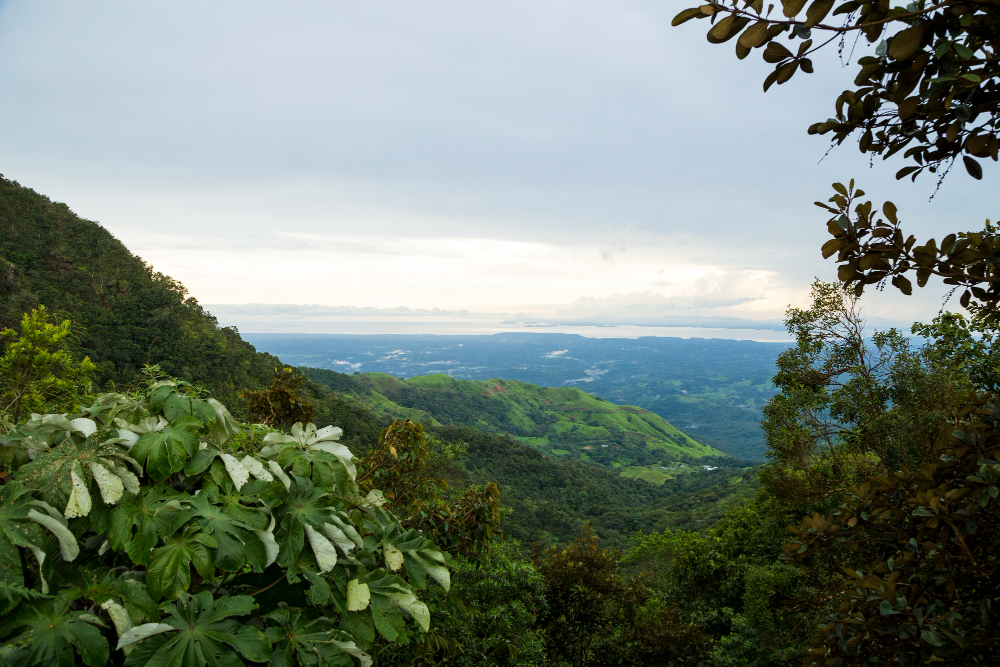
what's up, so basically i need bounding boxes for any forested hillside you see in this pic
[0,175,281,410]
[304,369,723,482]
[248,332,784,459]
[0,175,749,552]
[4,164,998,665]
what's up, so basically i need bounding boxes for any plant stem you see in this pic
[250,574,285,597]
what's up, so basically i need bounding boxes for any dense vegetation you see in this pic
[3,174,1000,664]
[303,369,722,480]
[3,0,999,657]
[249,332,783,459]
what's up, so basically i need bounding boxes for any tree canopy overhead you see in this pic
[675,0,1000,181]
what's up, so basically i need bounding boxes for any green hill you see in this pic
[0,175,281,410]
[304,369,724,483]
[0,175,383,443]
[0,175,752,548]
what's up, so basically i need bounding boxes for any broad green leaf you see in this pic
[64,467,93,518]
[406,550,450,591]
[384,586,430,632]
[123,592,269,667]
[240,455,273,482]
[131,416,200,481]
[0,591,110,667]
[116,622,174,650]
[321,522,356,555]
[89,461,125,505]
[382,541,404,572]
[106,461,140,494]
[347,579,370,611]
[267,461,291,490]
[327,514,364,547]
[184,491,268,572]
[264,608,372,667]
[107,487,173,565]
[99,599,135,653]
[26,509,79,561]
[254,518,280,568]
[26,545,48,594]
[207,398,239,445]
[304,524,338,572]
[888,24,924,61]
[220,453,250,490]
[69,418,97,438]
[146,532,215,600]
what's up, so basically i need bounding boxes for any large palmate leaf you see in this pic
[264,607,372,667]
[272,477,351,571]
[0,483,79,609]
[146,529,217,600]
[78,392,147,429]
[260,423,356,492]
[364,510,451,591]
[14,426,142,518]
[107,487,180,565]
[175,490,271,572]
[147,382,239,445]
[367,574,431,635]
[120,591,270,667]
[0,590,109,667]
[69,568,159,651]
[131,415,200,481]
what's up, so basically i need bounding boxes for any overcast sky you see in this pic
[1,0,994,326]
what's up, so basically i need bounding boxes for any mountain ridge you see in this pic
[303,369,723,483]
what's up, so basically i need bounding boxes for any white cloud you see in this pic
[0,0,989,328]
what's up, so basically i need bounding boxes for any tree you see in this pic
[817,179,1000,320]
[533,525,712,667]
[675,0,1000,315]
[787,397,1000,663]
[243,366,315,429]
[0,306,96,424]
[760,281,968,511]
[674,0,999,180]
[356,419,502,557]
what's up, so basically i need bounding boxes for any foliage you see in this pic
[674,0,1000,180]
[290,335,782,461]
[372,539,549,667]
[305,370,721,475]
[761,280,967,511]
[357,419,502,558]
[0,306,96,425]
[0,176,286,412]
[532,525,713,667]
[441,424,757,550]
[244,366,315,430]
[447,540,548,666]
[912,311,1000,393]
[817,179,1000,322]
[787,393,1000,663]
[0,379,452,667]
[622,495,828,667]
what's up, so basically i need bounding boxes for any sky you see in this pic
[0,1,995,331]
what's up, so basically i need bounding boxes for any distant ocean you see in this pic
[210,312,793,342]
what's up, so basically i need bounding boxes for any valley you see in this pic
[245,332,788,459]
[304,369,726,484]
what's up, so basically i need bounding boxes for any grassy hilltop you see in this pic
[305,369,724,483]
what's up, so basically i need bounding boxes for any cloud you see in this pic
[557,270,776,316]
[0,0,987,327]
[330,359,362,372]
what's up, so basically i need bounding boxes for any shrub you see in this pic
[0,379,450,666]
